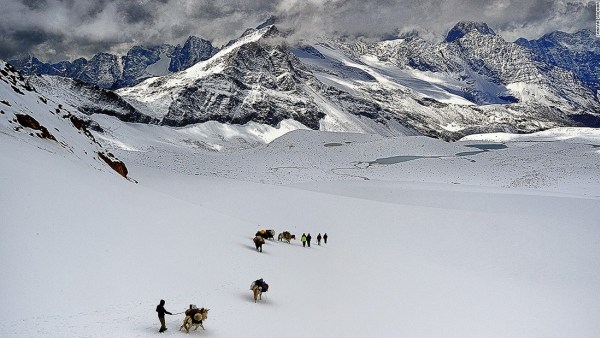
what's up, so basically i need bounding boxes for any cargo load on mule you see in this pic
[253,235,265,252]
[250,278,269,303]
[255,229,275,240]
[179,304,210,333]
[277,231,296,243]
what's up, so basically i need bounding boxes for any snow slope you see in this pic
[294,43,476,106]
[0,120,600,337]
[0,61,129,178]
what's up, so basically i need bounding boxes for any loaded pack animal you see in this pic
[250,279,269,303]
[277,231,296,244]
[255,229,275,240]
[179,306,209,333]
[253,235,265,252]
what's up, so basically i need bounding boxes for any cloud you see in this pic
[0,0,595,62]
[275,0,595,42]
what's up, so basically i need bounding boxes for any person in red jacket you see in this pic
[156,299,172,333]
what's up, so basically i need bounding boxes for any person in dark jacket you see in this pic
[317,233,322,245]
[306,233,312,247]
[156,299,172,333]
[323,233,328,244]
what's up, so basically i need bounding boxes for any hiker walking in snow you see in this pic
[156,299,173,333]
[317,233,322,245]
[301,233,307,247]
[307,233,312,247]
[323,233,328,244]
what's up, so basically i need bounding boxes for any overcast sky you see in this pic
[0,0,595,62]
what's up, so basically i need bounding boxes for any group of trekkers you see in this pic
[156,229,330,332]
[255,229,329,251]
[300,232,328,247]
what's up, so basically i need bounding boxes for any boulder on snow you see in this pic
[15,113,57,141]
[98,152,128,178]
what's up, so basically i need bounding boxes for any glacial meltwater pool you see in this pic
[369,143,508,165]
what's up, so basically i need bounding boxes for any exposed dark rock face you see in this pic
[15,114,57,141]
[446,21,496,42]
[9,37,218,89]
[515,29,600,92]
[161,27,326,129]
[74,53,122,89]
[98,152,128,178]
[28,75,157,124]
[169,36,218,72]
[117,44,175,88]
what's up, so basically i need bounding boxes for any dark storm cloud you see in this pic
[276,0,596,42]
[0,29,57,60]
[118,1,157,24]
[0,0,595,62]
[22,0,48,10]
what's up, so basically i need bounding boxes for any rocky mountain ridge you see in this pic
[5,21,600,141]
[112,23,599,140]
[515,29,600,92]
[9,36,218,89]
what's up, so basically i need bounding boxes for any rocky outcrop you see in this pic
[117,44,175,88]
[98,152,128,178]
[15,114,57,141]
[169,36,218,72]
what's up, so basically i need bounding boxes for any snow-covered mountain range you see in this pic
[9,36,218,89]
[5,21,600,141]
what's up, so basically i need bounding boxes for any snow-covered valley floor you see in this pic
[1,118,600,337]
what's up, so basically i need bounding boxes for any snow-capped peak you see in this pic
[124,24,278,89]
[187,25,279,73]
[445,21,496,42]
[256,15,278,30]
[115,24,303,125]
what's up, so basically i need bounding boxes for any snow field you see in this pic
[1,128,600,337]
